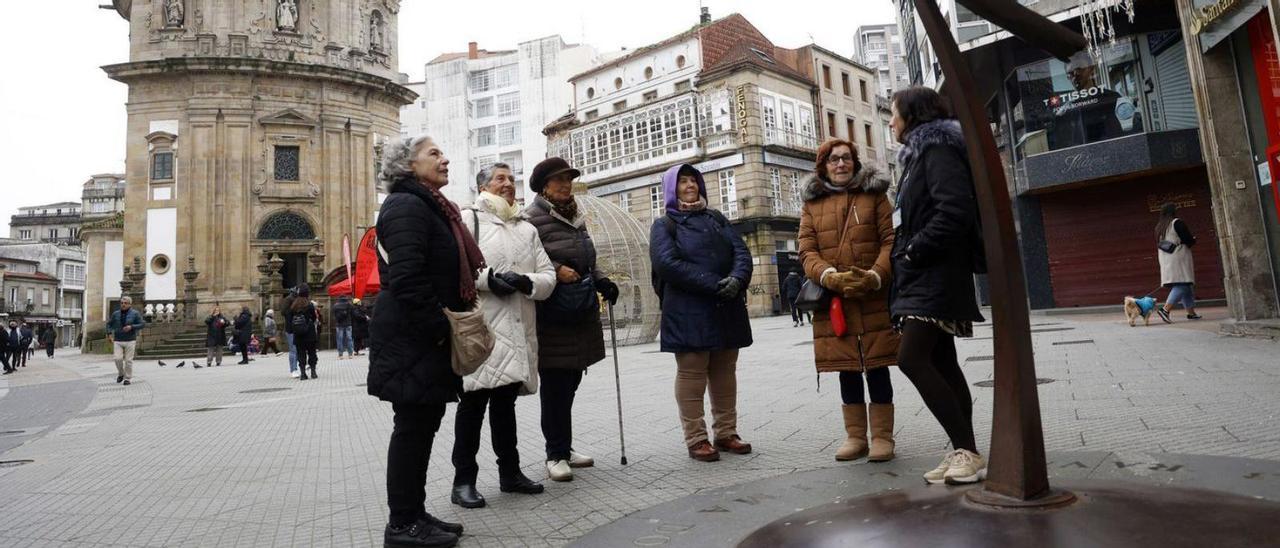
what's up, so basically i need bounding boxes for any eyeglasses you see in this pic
[826,155,855,165]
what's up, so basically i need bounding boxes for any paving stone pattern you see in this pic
[0,310,1277,546]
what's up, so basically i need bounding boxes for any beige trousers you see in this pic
[674,349,739,447]
[113,341,136,381]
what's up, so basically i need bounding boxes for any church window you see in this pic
[257,211,316,240]
[151,152,174,180]
[274,145,300,181]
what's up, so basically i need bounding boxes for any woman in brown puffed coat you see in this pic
[798,138,900,463]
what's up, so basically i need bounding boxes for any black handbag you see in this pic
[793,279,830,312]
[541,276,598,319]
[1157,240,1178,254]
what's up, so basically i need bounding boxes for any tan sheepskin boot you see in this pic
[867,403,896,462]
[835,404,869,461]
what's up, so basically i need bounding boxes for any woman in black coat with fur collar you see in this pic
[368,135,482,548]
[888,87,987,487]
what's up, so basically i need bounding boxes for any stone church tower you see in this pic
[104,0,413,311]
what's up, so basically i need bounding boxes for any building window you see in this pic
[676,55,686,69]
[761,95,777,130]
[643,90,659,102]
[865,123,875,153]
[470,69,493,92]
[151,151,174,180]
[842,73,851,96]
[860,80,869,102]
[495,65,518,88]
[618,192,631,212]
[586,87,595,99]
[827,111,837,138]
[847,118,856,141]
[613,100,628,112]
[474,97,494,118]
[274,145,300,181]
[498,122,520,146]
[799,107,815,144]
[256,211,316,240]
[496,92,520,117]
[650,185,664,218]
[49,228,58,240]
[644,66,654,79]
[822,64,832,89]
[789,171,802,213]
[674,79,692,93]
[585,110,599,121]
[476,126,496,147]
[614,77,624,90]
[18,229,31,240]
[717,170,738,218]
[42,288,50,306]
[770,168,782,214]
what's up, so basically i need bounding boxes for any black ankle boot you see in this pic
[450,484,486,508]
[310,366,317,379]
[499,471,545,494]
[384,520,458,548]
[421,513,463,535]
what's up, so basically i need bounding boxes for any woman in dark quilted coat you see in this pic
[368,135,483,548]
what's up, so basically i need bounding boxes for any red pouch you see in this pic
[830,298,846,337]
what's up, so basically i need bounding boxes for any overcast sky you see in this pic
[0,1,895,227]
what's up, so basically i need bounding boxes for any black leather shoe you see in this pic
[383,521,458,548]
[421,514,463,536]
[499,472,545,494]
[450,484,486,509]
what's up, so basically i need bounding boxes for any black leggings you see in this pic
[839,368,893,404]
[896,319,976,452]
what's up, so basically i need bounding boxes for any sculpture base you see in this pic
[738,480,1280,548]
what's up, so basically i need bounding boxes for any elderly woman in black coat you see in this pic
[888,87,987,487]
[524,157,620,483]
[368,135,481,548]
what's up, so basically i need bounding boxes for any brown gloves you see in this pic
[822,267,880,299]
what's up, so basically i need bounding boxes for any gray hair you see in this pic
[120,296,133,304]
[475,162,512,190]
[378,134,434,192]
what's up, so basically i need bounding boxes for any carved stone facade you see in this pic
[104,0,414,311]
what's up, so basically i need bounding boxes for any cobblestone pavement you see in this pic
[0,307,1277,547]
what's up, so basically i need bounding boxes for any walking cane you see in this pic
[607,303,629,465]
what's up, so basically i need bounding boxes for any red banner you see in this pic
[353,227,379,299]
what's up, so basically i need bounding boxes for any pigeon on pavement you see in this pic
[176,362,185,368]
[158,360,167,366]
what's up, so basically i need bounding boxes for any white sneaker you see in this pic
[944,449,987,485]
[568,451,594,468]
[923,451,957,485]
[290,370,301,378]
[546,459,573,482]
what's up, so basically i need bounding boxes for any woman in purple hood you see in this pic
[649,163,754,462]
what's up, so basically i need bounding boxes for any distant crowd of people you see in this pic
[2,319,60,374]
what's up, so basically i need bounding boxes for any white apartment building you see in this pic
[400,36,601,205]
[855,24,912,98]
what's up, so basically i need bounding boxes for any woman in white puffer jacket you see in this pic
[449,163,557,510]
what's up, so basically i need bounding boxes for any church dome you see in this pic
[576,193,660,346]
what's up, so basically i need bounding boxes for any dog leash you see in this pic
[1141,285,1164,299]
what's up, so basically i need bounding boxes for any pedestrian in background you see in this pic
[799,138,900,463]
[650,163,754,462]
[367,135,471,547]
[15,322,32,367]
[888,87,987,485]
[262,309,281,355]
[1154,203,1201,322]
[234,306,253,364]
[1,321,16,374]
[352,298,369,356]
[781,269,808,327]
[449,162,553,509]
[40,325,56,358]
[205,306,229,367]
[525,157,620,482]
[290,284,319,380]
[332,295,355,359]
[282,289,300,377]
[107,296,145,385]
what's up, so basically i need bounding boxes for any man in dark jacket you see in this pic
[351,299,369,356]
[367,135,467,547]
[332,296,354,359]
[15,322,33,367]
[1,320,17,374]
[781,270,808,327]
[205,307,230,367]
[233,307,253,364]
[40,325,56,357]
[524,157,619,482]
[106,296,146,385]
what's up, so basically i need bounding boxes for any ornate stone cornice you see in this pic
[102,57,418,105]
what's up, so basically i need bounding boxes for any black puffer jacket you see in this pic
[524,195,606,371]
[889,119,986,323]
[205,314,229,348]
[234,311,252,345]
[367,178,465,405]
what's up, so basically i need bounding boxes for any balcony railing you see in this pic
[765,128,818,151]
[58,308,83,320]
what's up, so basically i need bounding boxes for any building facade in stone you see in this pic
[80,174,127,221]
[545,11,889,316]
[9,202,83,245]
[400,37,601,205]
[855,23,912,98]
[0,242,86,345]
[103,0,415,317]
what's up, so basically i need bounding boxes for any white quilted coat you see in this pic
[462,200,556,394]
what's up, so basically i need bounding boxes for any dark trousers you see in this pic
[387,402,447,527]
[238,340,251,363]
[839,368,893,404]
[451,382,521,485]
[295,338,318,370]
[1,349,10,371]
[539,368,583,461]
[45,342,54,358]
[897,319,976,452]
[14,346,27,367]
[261,337,280,355]
[789,301,811,324]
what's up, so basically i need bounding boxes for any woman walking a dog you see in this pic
[1154,203,1201,322]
